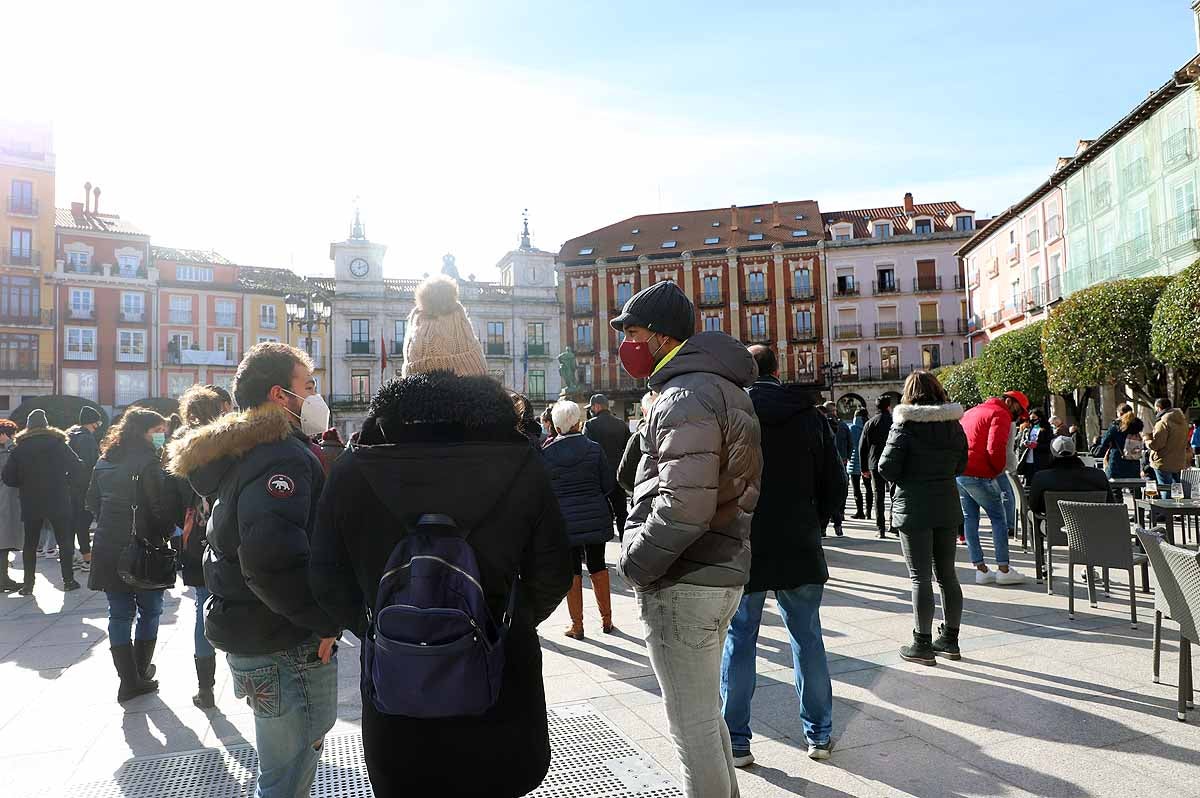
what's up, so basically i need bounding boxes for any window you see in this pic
[257,335,279,343]
[661,240,677,248]
[117,254,140,277]
[792,230,808,237]
[793,269,812,297]
[0,333,37,375]
[0,275,36,320]
[796,350,815,377]
[670,225,680,231]
[577,247,594,256]
[574,284,591,310]
[619,244,635,252]
[1010,279,1022,311]
[873,222,892,239]
[794,309,813,336]
[486,322,506,355]
[749,313,767,340]
[876,267,896,293]
[955,216,974,232]
[632,228,640,234]
[1049,252,1062,279]
[704,315,721,332]
[1026,213,1041,252]
[702,274,720,302]
[880,346,899,378]
[747,233,764,241]
[260,304,277,329]
[350,318,370,354]
[169,295,193,324]
[704,237,720,245]
[297,336,322,358]
[711,221,720,227]
[836,273,856,295]
[67,250,91,269]
[351,370,371,399]
[574,322,592,350]
[526,322,544,355]
[528,370,546,399]
[9,228,32,261]
[914,219,933,235]
[63,369,99,401]
[69,289,94,319]
[115,371,148,407]
[117,330,146,362]
[121,292,145,322]
[752,217,762,224]
[834,233,851,241]
[216,297,236,326]
[794,214,805,221]
[840,349,859,377]
[167,373,194,399]
[921,344,942,370]
[66,327,97,360]
[576,362,592,388]
[215,334,237,361]
[747,271,766,299]
[168,332,192,355]
[616,281,632,307]
[9,179,33,213]
[176,265,214,282]
[394,319,407,353]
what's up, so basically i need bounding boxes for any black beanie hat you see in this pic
[609,281,695,342]
[79,406,102,425]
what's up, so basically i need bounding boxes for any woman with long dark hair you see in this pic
[86,407,173,702]
[878,371,968,665]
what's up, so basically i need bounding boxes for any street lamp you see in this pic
[285,291,332,358]
[821,360,844,403]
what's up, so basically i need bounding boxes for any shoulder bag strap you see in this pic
[129,471,141,543]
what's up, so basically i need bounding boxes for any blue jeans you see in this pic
[1154,468,1181,486]
[227,638,338,798]
[720,585,833,750]
[194,587,215,657]
[106,590,165,645]
[956,476,1011,567]
[997,473,1016,533]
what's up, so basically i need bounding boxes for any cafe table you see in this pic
[1134,497,1200,546]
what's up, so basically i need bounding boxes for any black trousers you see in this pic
[22,516,74,584]
[572,543,607,575]
[852,473,873,516]
[72,497,92,556]
[897,526,963,636]
[872,473,893,531]
[608,487,628,541]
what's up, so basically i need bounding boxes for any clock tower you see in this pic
[331,208,387,297]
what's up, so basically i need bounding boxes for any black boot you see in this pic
[932,624,961,660]
[193,656,216,709]
[134,638,158,681]
[0,553,20,593]
[900,631,936,666]
[111,645,158,702]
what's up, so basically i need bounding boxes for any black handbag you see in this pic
[117,472,178,591]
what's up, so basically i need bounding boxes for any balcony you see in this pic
[1068,200,1087,228]
[391,339,405,355]
[572,303,593,316]
[746,328,771,343]
[0,363,52,381]
[116,346,148,364]
[989,309,1003,326]
[64,261,96,275]
[1162,209,1200,251]
[259,318,278,330]
[987,257,999,277]
[526,342,548,357]
[67,306,96,321]
[1120,158,1150,193]
[6,197,37,216]
[699,292,723,307]
[1006,244,1020,263]
[872,280,901,296]
[345,338,376,357]
[790,327,817,343]
[1164,128,1194,167]
[912,276,942,293]
[119,308,146,323]
[1046,276,1063,304]
[793,369,819,384]
[1091,182,1113,212]
[65,342,99,362]
[1,248,40,268]
[954,274,964,290]
[0,309,54,327]
[874,321,903,338]
[1026,231,1040,253]
[956,318,971,334]
[743,291,770,305]
[1024,287,1045,312]
[834,323,862,340]
[837,364,927,383]
[914,320,944,336]
[789,287,815,301]
[832,284,860,298]
[573,340,595,354]
[168,310,194,324]
[165,347,238,366]
[484,340,512,357]
[214,314,237,328]
[1046,215,1063,241]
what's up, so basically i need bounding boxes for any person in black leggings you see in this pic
[858,396,895,538]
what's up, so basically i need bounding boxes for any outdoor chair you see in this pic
[1135,527,1197,721]
[1004,471,1034,553]
[1137,526,1180,685]
[1059,501,1149,628]
[1036,491,1110,594]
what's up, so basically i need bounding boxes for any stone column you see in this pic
[726,249,741,340]
[681,252,695,307]
[772,246,787,380]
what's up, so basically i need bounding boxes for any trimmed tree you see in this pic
[976,321,1049,407]
[1150,259,1200,409]
[937,360,982,409]
[1042,276,1170,407]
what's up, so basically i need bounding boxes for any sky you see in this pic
[7,0,1198,280]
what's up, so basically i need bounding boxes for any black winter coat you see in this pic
[67,425,100,500]
[163,470,207,588]
[858,411,892,473]
[877,403,969,530]
[830,418,852,463]
[1,426,83,520]
[617,426,643,494]
[584,409,630,485]
[746,378,839,592]
[1030,458,1114,513]
[1017,420,1054,478]
[166,404,338,656]
[85,444,173,593]
[541,433,615,546]
[1095,418,1145,479]
[309,371,573,798]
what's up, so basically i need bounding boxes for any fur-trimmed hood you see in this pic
[167,403,294,478]
[892,403,965,424]
[13,425,68,445]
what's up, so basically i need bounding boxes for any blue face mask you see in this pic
[151,432,166,449]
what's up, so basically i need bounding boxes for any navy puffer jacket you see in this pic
[541,433,615,546]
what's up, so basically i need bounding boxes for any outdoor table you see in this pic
[1134,498,1200,546]
[1108,477,1147,493]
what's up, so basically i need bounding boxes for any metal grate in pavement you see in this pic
[67,702,680,798]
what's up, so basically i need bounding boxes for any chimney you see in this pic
[71,201,84,217]
[730,204,739,231]
[903,192,915,214]
[93,186,101,215]
[84,181,92,214]
[771,200,781,227]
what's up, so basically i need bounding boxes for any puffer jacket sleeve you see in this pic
[857,416,875,473]
[85,464,101,516]
[2,447,18,487]
[813,416,842,526]
[138,458,173,542]
[877,423,909,485]
[518,456,573,625]
[984,412,1009,477]
[621,389,722,588]
[617,432,641,494]
[598,446,616,496]
[310,457,365,638]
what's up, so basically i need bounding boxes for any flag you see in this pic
[381,333,388,377]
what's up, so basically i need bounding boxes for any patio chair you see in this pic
[1137,526,1180,685]
[1059,501,1149,628]
[1003,471,1034,553]
[1037,491,1110,595]
[1135,528,1198,721]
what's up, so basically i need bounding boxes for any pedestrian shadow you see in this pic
[118,696,208,758]
[741,764,860,798]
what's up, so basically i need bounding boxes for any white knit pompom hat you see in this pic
[401,275,488,378]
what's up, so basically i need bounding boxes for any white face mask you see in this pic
[282,389,330,437]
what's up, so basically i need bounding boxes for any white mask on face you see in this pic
[282,389,330,437]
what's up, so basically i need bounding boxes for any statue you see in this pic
[558,347,577,395]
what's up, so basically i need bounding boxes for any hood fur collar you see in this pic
[14,425,67,444]
[167,403,294,477]
[893,403,965,424]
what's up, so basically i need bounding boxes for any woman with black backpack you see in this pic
[310,276,573,798]
[86,408,172,702]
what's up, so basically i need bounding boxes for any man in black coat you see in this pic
[1030,435,1114,514]
[821,401,851,537]
[167,343,339,798]
[859,395,895,538]
[583,393,631,540]
[720,345,840,765]
[67,405,102,572]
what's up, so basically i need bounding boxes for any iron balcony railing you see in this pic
[119,309,146,323]
[874,321,903,337]
[699,292,723,307]
[259,318,278,329]
[834,323,862,340]
[6,196,37,215]
[1,248,39,268]
[832,285,860,298]
[790,327,817,342]
[65,341,100,361]
[915,320,944,335]
[525,342,548,357]
[484,340,512,356]
[913,276,942,293]
[872,280,900,296]
[1163,128,1195,167]
[0,309,54,326]
[391,339,405,355]
[743,290,770,304]
[1047,276,1063,304]
[165,348,238,366]
[1024,287,1045,312]
[1120,158,1151,193]
[67,306,96,320]
[989,310,1003,325]
[0,363,53,380]
[572,340,594,354]
[572,303,593,316]
[956,318,971,334]
[746,328,771,343]
[1091,182,1113,212]
[346,338,376,356]
[169,310,194,324]
[789,287,815,301]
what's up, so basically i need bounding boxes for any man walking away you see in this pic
[722,346,838,765]
[859,397,894,538]
[848,409,870,519]
[583,393,631,541]
[1145,397,1190,487]
[67,406,102,572]
[958,391,1029,586]
[821,401,850,537]
[168,343,339,798]
[2,409,83,594]
[612,280,762,798]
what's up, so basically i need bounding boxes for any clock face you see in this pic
[349,258,370,278]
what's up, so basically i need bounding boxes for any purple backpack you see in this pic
[364,512,517,718]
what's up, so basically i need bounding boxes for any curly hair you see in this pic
[100,407,166,460]
[178,384,226,427]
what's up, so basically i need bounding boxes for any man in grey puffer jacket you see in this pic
[612,280,761,798]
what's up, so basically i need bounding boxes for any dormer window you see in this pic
[632,228,640,234]
[662,240,677,248]
[711,221,720,227]
[794,214,805,221]
[670,225,680,231]
[792,230,808,238]
[831,223,853,241]
[619,244,635,252]
[872,222,892,239]
[747,233,764,241]
[753,217,763,224]
[578,247,594,256]
[704,236,720,245]
[955,215,974,232]
[913,218,933,235]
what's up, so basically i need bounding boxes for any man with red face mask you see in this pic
[611,280,762,798]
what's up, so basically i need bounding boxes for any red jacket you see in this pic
[960,398,1012,479]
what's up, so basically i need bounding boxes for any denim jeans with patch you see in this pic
[227,637,337,798]
[638,583,743,798]
[956,475,1011,567]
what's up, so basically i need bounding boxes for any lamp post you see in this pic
[285,291,332,389]
[821,360,844,403]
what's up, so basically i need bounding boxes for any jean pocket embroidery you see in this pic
[230,663,280,718]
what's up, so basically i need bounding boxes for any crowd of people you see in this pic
[2,272,1199,798]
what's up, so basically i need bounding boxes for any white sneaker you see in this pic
[996,567,1028,586]
[975,568,996,584]
[732,750,755,768]
[43,547,58,559]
